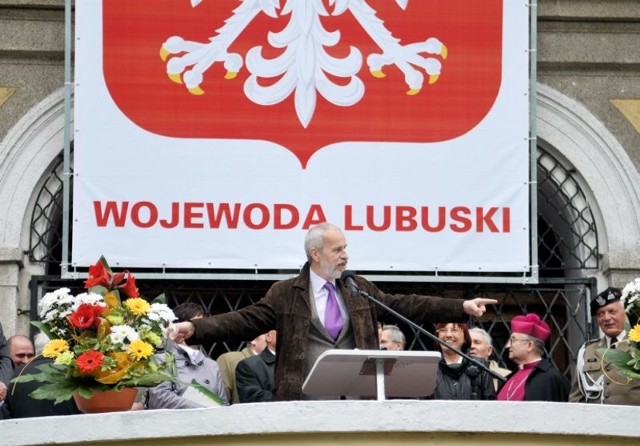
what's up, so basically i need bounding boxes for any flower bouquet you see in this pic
[13,257,177,404]
[604,278,640,379]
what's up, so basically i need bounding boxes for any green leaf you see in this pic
[601,347,640,379]
[30,381,78,403]
[601,348,632,365]
[151,293,167,305]
[88,284,110,296]
[30,321,54,340]
[11,373,40,384]
[124,371,176,388]
[11,363,67,385]
[99,255,112,272]
[188,379,224,405]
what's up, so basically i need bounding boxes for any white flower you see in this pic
[71,292,105,311]
[147,303,176,325]
[38,288,74,317]
[622,278,640,313]
[109,324,140,345]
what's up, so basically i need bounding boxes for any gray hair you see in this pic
[519,333,546,356]
[469,327,493,345]
[381,324,406,347]
[304,222,340,262]
[531,337,546,356]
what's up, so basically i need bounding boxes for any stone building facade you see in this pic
[1,0,639,353]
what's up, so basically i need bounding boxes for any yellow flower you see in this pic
[125,297,151,316]
[129,339,154,360]
[42,339,69,358]
[629,324,640,342]
[95,352,133,385]
[104,291,120,309]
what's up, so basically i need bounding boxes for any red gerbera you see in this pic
[76,350,105,374]
[68,303,107,330]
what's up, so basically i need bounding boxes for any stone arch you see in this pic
[536,83,640,285]
[0,88,69,249]
[0,88,69,334]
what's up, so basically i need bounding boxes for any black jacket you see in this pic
[4,357,81,418]
[0,323,13,387]
[519,358,569,402]
[433,357,496,400]
[235,349,275,403]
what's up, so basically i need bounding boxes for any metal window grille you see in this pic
[27,146,599,378]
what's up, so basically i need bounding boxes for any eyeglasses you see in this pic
[509,336,531,343]
[437,327,462,335]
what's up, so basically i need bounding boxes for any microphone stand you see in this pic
[342,277,507,385]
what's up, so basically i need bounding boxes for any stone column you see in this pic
[0,248,23,337]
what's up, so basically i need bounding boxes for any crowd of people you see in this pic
[0,222,638,418]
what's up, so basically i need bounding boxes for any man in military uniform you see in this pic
[569,287,640,405]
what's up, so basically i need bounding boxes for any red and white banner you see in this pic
[73,0,531,273]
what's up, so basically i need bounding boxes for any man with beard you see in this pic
[170,222,496,401]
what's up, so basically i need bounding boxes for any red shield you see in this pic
[103,0,502,167]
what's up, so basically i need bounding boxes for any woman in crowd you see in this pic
[431,322,496,400]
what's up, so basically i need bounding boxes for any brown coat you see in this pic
[191,263,467,400]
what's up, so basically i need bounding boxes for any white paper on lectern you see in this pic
[302,349,440,398]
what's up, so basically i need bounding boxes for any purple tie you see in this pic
[324,282,343,340]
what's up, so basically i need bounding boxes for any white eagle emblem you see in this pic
[159,0,448,128]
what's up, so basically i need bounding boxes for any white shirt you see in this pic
[309,269,348,324]
[607,330,626,347]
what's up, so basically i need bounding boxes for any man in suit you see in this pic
[569,287,640,405]
[236,330,276,403]
[170,222,496,400]
[469,327,511,391]
[3,333,80,418]
[216,334,267,404]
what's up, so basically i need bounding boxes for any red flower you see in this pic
[117,273,139,298]
[76,350,105,374]
[68,304,107,330]
[112,271,126,287]
[84,260,112,288]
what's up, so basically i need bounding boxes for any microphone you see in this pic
[340,270,359,297]
[338,269,506,385]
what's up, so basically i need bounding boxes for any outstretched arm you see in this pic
[169,321,195,344]
[463,298,497,317]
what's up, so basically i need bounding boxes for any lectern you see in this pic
[302,349,440,401]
